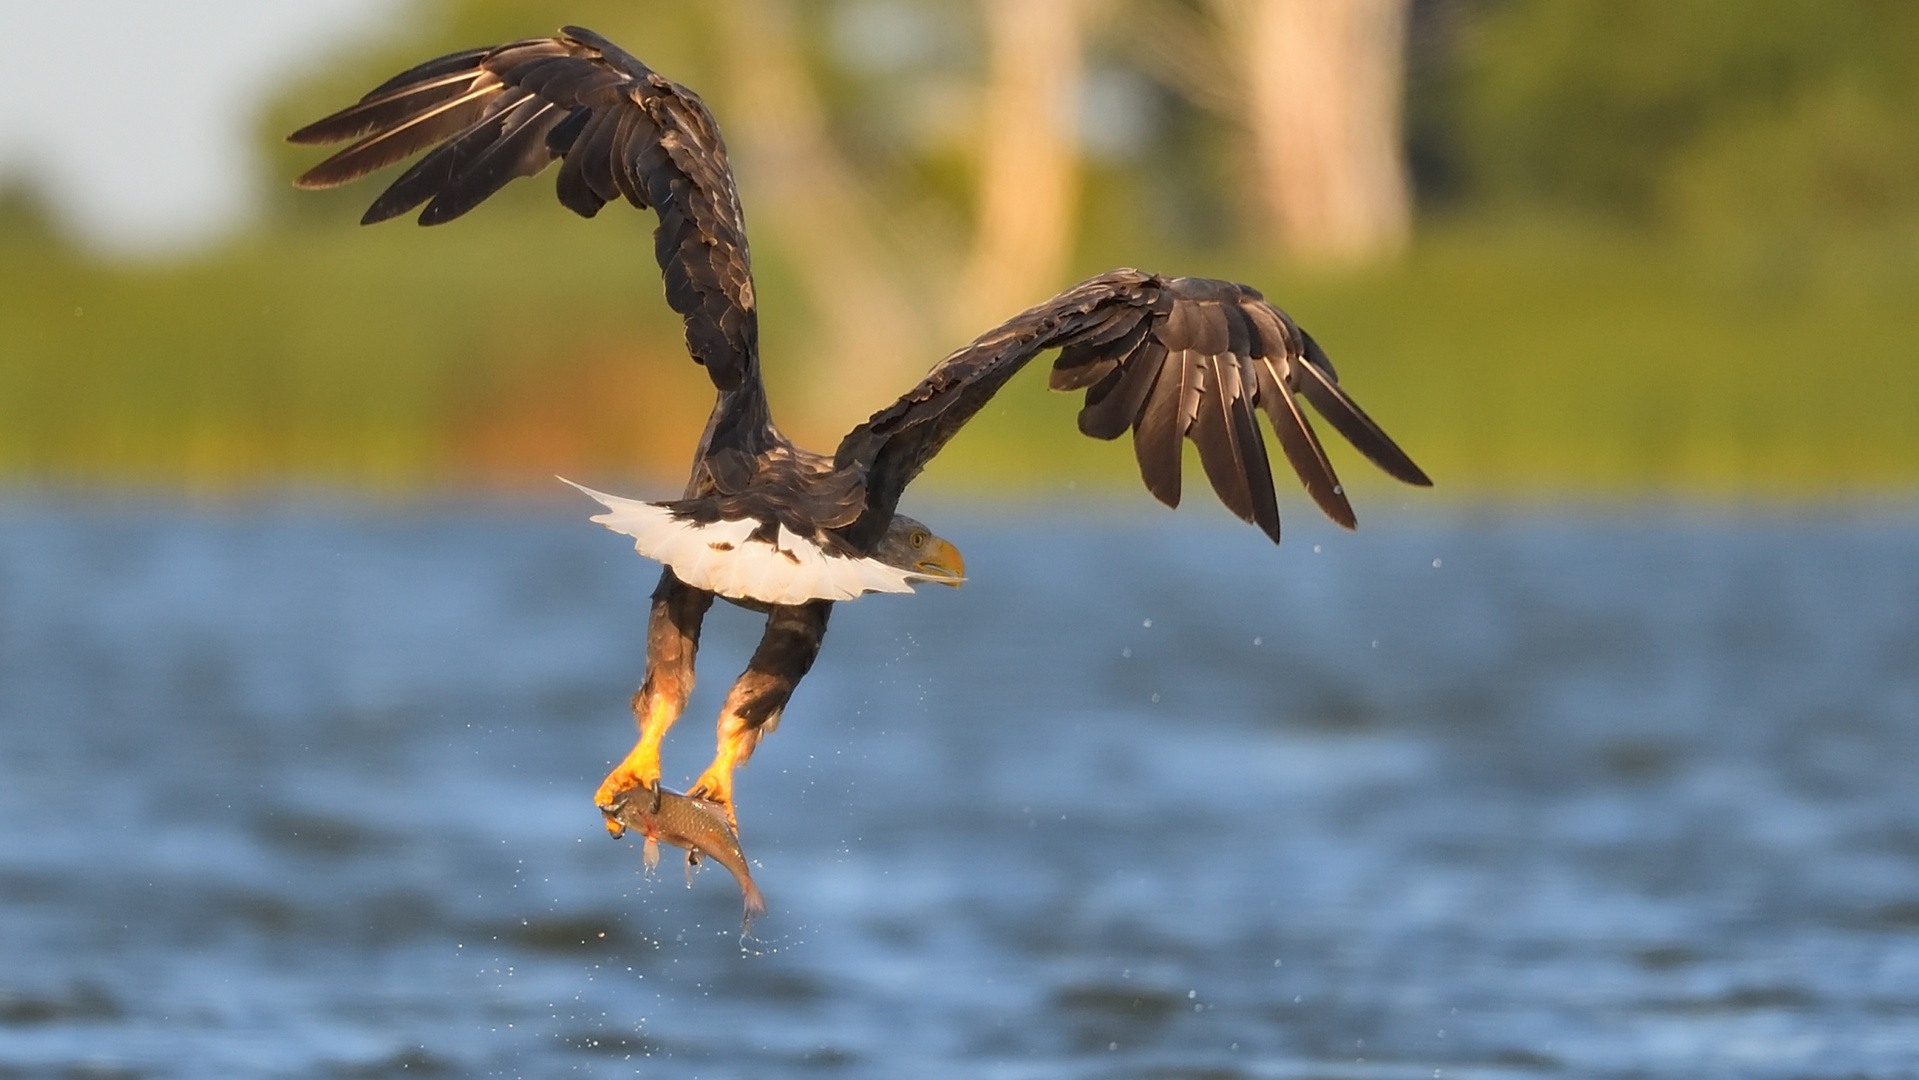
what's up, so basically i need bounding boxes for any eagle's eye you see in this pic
[909,529,928,549]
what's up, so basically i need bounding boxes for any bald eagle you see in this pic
[290,26,1430,830]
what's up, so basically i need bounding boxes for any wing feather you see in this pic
[288,27,759,393]
[1159,296,1200,355]
[293,82,500,189]
[1221,302,1256,363]
[1292,333,1433,487]
[287,70,488,149]
[419,98,564,225]
[1049,308,1150,391]
[360,133,470,224]
[1192,352,1281,540]
[1186,300,1233,357]
[1076,338,1165,439]
[1190,355,1249,517]
[1131,348,1187,507]
[834,270,1426,549]
[551,109,605,216]
[358,46,497,103]
[1229,356,1282,541]
[611,107,655,208]
[1051,354,1120,394]
[571,105,626,206]
[1258,356,1354,527]
[545,103,592,154]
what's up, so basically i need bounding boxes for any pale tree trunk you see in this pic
[711,0,929,438]
[1219,0,1412,264]
[959,0,1090,333]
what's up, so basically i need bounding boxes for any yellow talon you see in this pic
[687,771,738,828]
[595,743,665,837]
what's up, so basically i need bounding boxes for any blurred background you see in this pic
[4,2,1918,1078]
[5,0,1917,494]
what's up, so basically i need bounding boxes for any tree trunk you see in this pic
[712,0,929,438]
[960,0,1090,332]
[1222,0,1412,264]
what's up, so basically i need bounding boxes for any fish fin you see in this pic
[684,849,700,888]
[642,837,659,872]
[741,879,768,932]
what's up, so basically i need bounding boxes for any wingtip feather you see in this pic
[1292,357,1432,489]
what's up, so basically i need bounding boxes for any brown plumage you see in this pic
[290,25,1431,871]
[836,270,1430,547]
[290,28,758,399]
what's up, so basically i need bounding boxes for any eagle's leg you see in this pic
[689,599,833,826]
[596,570,715,837]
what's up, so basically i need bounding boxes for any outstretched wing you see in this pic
[835,269,1430,545]
[288,26,757,391]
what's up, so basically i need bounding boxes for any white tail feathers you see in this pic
[559,478,928,605]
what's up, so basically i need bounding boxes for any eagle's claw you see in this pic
[596,768,664,838]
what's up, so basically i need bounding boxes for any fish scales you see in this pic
[609,785,766,926]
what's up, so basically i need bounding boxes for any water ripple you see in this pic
[2,499,1917,1078]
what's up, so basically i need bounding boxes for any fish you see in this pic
[608,784,767,926]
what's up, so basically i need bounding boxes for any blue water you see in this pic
[2,497,1917,1078]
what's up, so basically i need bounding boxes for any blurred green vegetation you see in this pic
[3,0,1916,496]
[1435,0,1919,233]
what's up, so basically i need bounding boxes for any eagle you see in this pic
[289,26,1430,832]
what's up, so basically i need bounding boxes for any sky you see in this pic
[0,0,399,254]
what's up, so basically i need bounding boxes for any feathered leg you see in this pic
[597,569,714,837]
[689,599,833,825]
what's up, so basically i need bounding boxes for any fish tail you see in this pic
[741,879,768,927]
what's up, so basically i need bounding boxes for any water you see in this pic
[2,496,1917,1078]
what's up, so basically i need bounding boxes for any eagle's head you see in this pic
[874,514,965,587]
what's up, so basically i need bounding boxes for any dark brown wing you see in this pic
[288,26,757,392]
[834,269,1430,546]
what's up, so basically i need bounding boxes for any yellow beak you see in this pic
[912,537,966,587]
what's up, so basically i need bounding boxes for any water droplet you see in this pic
[1188,990,1197,999]
[1252,636,1262,646]
[1121,647,1132,658]
[1150,693,1160,703]
[1432,558,1442,568]
[1107,1042,1118,1052]
[1142,618,1152,628]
